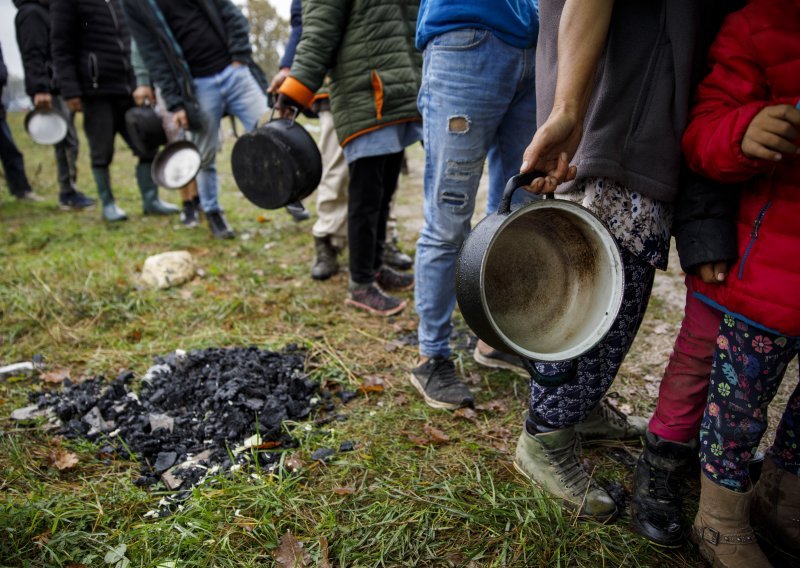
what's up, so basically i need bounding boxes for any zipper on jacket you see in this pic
[89,53,99,89]
[106,0,132,92]
[738,200,772,280]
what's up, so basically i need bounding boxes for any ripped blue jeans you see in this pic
[415,28,538,358]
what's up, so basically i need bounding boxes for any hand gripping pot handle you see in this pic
[455,172,624,383]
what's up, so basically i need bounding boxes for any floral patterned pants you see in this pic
[700,314,800,491]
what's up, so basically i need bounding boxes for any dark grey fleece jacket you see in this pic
[536,0,700,203]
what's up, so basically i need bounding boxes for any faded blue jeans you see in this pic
[415,29,538,358]
[193,64,268,213]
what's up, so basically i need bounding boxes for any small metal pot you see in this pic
[456,172,624,364]
[230,111,322,209]
[24,108,68,145]
[151,131,202,190]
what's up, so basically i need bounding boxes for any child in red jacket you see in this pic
[679,0,800,566]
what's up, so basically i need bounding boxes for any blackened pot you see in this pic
[455,172,624,363]
[231,115,322,210]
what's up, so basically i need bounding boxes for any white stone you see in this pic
[140,251,195,290]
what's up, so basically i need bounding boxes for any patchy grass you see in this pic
[0,110,725,567]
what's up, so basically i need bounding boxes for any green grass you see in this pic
[0,112,705,567]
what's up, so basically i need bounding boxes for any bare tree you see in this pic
[242,0,289,81]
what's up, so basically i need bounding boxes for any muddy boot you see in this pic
[92,167,127,222]
[513,426,618,522]
[631,431,698,547]
[137,163,179,215]
[691,474,771,568]
[311,236,340,280]
[575,398,649,443]
[751,456,800,559]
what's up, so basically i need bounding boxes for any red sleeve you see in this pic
[682,10,773,184]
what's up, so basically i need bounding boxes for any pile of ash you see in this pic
[31,346,352,489]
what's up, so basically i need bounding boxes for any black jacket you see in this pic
[121,0,267,129]
[0,43,7,119]
[14,0,57,97]
[50,0,135,99]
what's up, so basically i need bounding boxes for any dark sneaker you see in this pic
[59,191,96,210]
[15,190,45,202]
[383,241,413,270]
[345,283,406,316]
[376,265,414,291]
[473,339,526,376]
[409,356,474,410]
[311,236,340,280]
[180,199,200,228]
[285,200,309,222]
[207,210,235,239]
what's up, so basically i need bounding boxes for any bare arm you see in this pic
[520,0,615,193]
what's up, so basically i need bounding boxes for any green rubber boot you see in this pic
[92,167,127,222]
[137,162,179,215]
[514,426,618,522]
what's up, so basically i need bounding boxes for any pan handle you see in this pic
[268,105,300,125]
[497,170,553,216]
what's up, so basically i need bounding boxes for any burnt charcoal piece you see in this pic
[311,448,335,462]
[154,451,178,473]
[337,390,357,404]
[339,441,356,452]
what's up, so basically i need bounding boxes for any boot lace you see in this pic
[543,440,595,497]
[596,399,632,432]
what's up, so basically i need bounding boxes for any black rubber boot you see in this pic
[631,430,698,547]
[92,167,127,222]
[311,236,340,280]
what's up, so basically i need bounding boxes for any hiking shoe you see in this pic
[409,356,474,410]
[15,190,45,202]
[631,431,697,547]
[574,398,648,443]
[311,236,340,280]
[514,426,618,522]
[180,199,200,228]
[383,240,412,270]
[376,265,414,291]
[285,200,309,222]
[59,190,96,210]
[345,283,406,316]
[473,339,526,377]
[207,210,235,239]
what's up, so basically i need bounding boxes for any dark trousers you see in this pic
[0,115,33,196]
[347,151,404,284]
[82,95,145,168]
[53,96,80,197]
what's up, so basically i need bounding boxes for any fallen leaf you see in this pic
[234,518,258,532]
[32,531,50,548]
[49,449,79,470]
[285,452,305,472]
[392,393,408,406]
[273,531,310,568]
[358,376,384,394]
[256,214,269,223]
[476,400,508,413]
[253,440,282,450]
[383,339,404,353]
[319,536,332,568]
[453,407,477,421]
[422,424,450,444]
[41,368,70,384]
[332,487,356,495]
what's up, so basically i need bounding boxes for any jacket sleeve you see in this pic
[214,0,252,61]
[121,1,184,112]
[673,168,739,273]
[681,11,773,184]
[15,6,51,97]
[0,44,7,89]
[129,38,151,87]
[50,0,82,99]
[279,0,303,69]
[278,0,348,108]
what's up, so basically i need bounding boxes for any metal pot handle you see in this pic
[497,170,553,215]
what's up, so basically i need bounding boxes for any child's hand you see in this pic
[698,261,729,284]
[741,104,800,161]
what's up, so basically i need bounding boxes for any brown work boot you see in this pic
[751,455,800,559]
[513,426,618,522]
[691,474,771,568]
[311,236,340,280]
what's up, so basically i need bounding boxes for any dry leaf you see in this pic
[41,368,70,384]
[383,339,404,353]
[32,531,50,548]
[453,407,478,421]
[422,424,450,444]
[319,536,332,568]
[273,531,310,568]
[234,518,258,532]
[332,487,356,495]
[358,376,384,394]
[256,214,269,223]
[49,449,79,470]
[285,452,305,472]
[393,393,408,406]
[476,400,508,413]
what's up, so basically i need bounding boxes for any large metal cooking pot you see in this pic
[230,111,322,209]
[24,108,68,145]
[151,131,202,190]
[456,172,624,366]
[125,104,167,160]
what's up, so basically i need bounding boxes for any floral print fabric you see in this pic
[700,315,800,491]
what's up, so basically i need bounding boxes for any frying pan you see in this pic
[24,108,69,145]
[151,130,202,190]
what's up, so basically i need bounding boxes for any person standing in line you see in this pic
[14,0,95,210]
[276,0,421,316]
[409,0,540,410]
[0,42,40,204]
